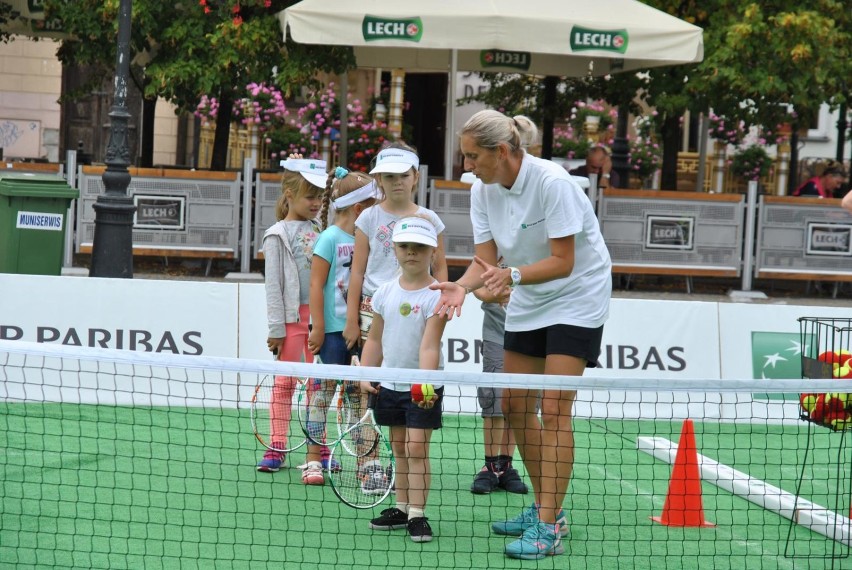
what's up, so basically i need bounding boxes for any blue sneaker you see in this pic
[491,503,569,537]
[257,449,284,472]
[321,457,342,473]
[504,522,565,560]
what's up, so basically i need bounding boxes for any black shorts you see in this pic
[373,386,443,430]
[504,324,604,367]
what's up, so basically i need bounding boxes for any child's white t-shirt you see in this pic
[355,205,446,296]
[370,278,444,391]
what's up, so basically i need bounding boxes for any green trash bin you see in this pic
[0,171,79,276]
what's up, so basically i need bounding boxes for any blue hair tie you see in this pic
[334,166,349,180]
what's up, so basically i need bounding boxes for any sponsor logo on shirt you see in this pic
[520,218,545,230]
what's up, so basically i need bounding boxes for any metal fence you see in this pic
[75,166,241,258]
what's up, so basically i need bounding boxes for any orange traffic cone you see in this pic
[651,419,715,527]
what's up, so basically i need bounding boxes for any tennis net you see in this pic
[2,339,852,569]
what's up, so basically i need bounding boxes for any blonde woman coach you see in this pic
[431,110,612,560]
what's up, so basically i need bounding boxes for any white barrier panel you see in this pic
[8,274,847,418]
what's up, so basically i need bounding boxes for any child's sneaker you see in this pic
[301,461,324,485]
[407,517,433,543]
[504,522,564,560]
[470,467,499,494]
[321,457,342,473]
[491,503,569,537]
[497,466,529,494]
[369,507,408,530]
[256,449,284,472]
[360,463,390,496]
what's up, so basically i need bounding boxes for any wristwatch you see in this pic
[509,267,522,288]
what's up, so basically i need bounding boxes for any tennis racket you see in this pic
[335,350,372,456]
[296,358,339,446]
[251,357,308,454]
[328,357,396,509]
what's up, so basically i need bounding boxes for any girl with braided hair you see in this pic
[299,167,382,485]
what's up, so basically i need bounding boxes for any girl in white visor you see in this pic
[343,142,448,351]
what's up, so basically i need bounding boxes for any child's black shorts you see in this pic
[373,386,443,430]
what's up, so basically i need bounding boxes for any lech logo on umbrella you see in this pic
[570,26,629,54]
[362,15,424,42]
[480,50,531,71]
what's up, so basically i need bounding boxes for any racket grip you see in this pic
[367,382,380,409]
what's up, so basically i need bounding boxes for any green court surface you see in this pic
[1,403,851,569]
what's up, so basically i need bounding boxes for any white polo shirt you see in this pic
[470,152,611,331]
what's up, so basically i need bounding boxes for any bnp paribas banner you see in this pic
[718,304,852,380]
[718,303,852,420]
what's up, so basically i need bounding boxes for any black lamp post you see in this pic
[90,0,136,278]
[611,106,630,187]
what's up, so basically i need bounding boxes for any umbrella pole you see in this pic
[540,77,557,160]
[443,49,458,180]
[694,111,709,193]
[612,106,630,187]
[339,72,349,169]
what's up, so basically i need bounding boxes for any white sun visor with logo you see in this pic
[392,216,438,247]
[370,148,420,174]
[280,158,329,188]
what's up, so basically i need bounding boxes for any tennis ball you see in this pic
[834,361,852,379]
[800,393,817,414]
[411,384,436,403]
[819,351,840,364]
[828,411,852,431]
[802,393,827,422]
[825,393,846,415]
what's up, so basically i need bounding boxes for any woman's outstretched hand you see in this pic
[429,281,467,320]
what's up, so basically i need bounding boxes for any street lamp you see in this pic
[611,106,630,187]
[90,0,135,278]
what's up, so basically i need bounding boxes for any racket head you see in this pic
[328,420,395,509]
[250,374,307,454]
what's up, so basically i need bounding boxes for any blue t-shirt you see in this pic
[312,225,355,333]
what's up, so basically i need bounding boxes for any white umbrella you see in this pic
[279,0,704,178]
[1,0,68,39]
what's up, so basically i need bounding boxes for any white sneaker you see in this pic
[301,461,324,486]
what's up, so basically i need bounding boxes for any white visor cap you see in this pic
[392,217,438,248]
[370,148,420,174]
[280,158,328,188]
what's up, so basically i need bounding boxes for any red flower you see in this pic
[233,15,243,25]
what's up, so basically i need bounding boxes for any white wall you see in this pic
[0,37,62,161]
[0,36,179,165]
[3,274,852,418]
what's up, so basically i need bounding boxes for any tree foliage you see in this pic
[459,0,849,188]
[40,0,354,170]
[702,0,850,130]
